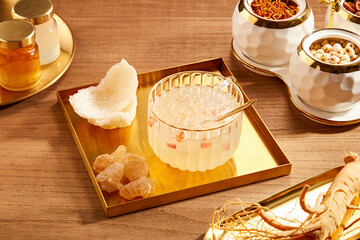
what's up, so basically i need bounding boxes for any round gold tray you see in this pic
[0,14,75,106]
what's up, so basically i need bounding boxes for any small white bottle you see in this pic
[12,0,61,65]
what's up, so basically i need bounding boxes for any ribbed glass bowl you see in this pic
[147,71,244,172]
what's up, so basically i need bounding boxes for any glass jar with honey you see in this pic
[12,0,60,65]
[0,19,41,91]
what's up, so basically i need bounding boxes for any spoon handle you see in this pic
[216,99,257,121]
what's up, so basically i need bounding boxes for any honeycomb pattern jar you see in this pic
[232,0,314,66]
[289,28,360,112]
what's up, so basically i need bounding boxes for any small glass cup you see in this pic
[148,71,244,172]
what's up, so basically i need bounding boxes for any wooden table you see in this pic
[1,0,359,239]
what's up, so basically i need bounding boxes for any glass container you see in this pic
[12,0,60,65]
[0,19,41,91]
[148,71,244,172]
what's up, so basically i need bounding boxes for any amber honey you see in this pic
[0,19,41,91]
[0,42,41,91]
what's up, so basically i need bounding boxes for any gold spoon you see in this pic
[216,99,257,121]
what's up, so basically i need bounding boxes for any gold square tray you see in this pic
[204,166,360,240]
[57,58,291,217]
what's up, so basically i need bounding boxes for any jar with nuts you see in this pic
[289,28,360,113]
[309,38,360,64]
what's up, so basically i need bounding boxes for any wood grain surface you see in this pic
[1,0,359,239]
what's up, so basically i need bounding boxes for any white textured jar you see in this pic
[289,28,360,112]
[232,0,314,66]
[325,0,360,34]
[12,0,60,65]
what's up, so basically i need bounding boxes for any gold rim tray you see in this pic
[232,39,360,127]
[57,58,291,217]
[0,14,75,106]
[204,166,360,240]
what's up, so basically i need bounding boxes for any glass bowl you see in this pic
[147,71,244,172]
[232,0,314,66]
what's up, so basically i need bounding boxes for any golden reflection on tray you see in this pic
[0,14,75,106]
[204,167,360,240]
[57,58,291,217]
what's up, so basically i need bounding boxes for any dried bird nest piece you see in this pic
[211,152,360,240]
[69,59,138,129]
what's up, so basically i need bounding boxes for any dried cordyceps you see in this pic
[251,0,300,20]
[343,0,360,16]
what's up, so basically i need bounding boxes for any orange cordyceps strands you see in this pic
[251,0,300,20]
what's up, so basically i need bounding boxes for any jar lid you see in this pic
[12,0,54,25]
[0,19,36,49]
